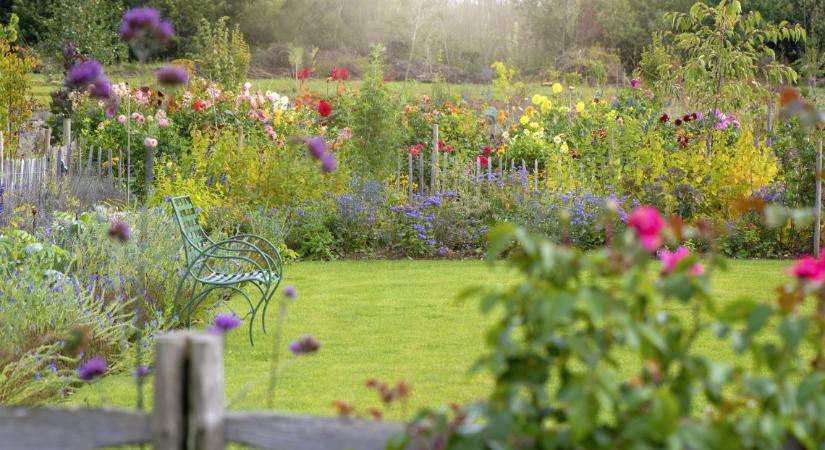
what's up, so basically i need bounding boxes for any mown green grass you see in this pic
[68,258,788,420]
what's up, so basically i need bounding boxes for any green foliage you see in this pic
[0,13,38,155]
[190,16,250,88]
[397,217,825,448]
[0,230,71,274]
[658,0,805,112]
[43,0,127,64]
[337,44,399,180]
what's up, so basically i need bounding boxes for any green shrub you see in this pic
[396,211,825,449]
[190,16,250,88]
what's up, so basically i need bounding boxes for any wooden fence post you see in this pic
[418,151,424,195]
[152,333,188,450]
[431,124,438,193]
[63,118,71,175]
[407,153,413,198]
[189,333,225,450]
[108,148,114,182]
[86,144,94,177]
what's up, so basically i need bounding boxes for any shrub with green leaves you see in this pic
[396,204,825,449]
[190,16,250,88]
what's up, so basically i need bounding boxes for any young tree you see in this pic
[663,0,805,155]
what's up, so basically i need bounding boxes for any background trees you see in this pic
[1,0,820,82]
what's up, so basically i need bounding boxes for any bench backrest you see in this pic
[170,196,210,264]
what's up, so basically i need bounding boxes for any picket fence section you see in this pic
[0,125,124,196]
[0,332,402,450]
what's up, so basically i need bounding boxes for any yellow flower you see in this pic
[540,100,552,113]
[532,94,543,105]
[529,122,539,129]
[519,115,530,125]
[552,83,562,94]
[575,102,585,112]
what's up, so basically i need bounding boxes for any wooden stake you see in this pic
[816,139,823,257]
[431,124,438,193]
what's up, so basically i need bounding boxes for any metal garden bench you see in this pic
[170,195,283,344]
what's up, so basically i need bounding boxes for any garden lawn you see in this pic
[68,258,788,420]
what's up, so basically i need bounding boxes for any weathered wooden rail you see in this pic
[0,332,402,450]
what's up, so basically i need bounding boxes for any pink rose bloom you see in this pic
[660,246,690,274]
[690,264,705,276]
[158,118,169,128]
[131,112,145,124]
[788,256,825,282]
[628,206,665,251]
[630,79,640,88]
[117,115,127,124]
[616,117,624,126]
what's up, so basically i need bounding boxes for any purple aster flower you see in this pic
[208,314,242,335]
[283,285,297,299]
[89,78,112,99]
[306,137,326,159]
[321,154,337,173]
[134,365,151,378]
[123,7,161,30]
[288,335,320,355]
[78,356,107,381]
[66,60,102,88]
[108,220,131,243]
[156,66,189,86]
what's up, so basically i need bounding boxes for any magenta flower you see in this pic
[155,66,189,87]
[628,206,665,251]
[306,137,326,159]
[78,356,107,381]
[288,335,320,355]
[660,247,690,274]
[630,79,640,88]
[788,256,825,282]
[283,285,297,299]
[66,60,102,88]
[209,314,242,335]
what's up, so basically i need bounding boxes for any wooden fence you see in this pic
[0,122,124,196]
[0,332,402,450]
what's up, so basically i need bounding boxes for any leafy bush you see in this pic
[0,14,38,154]
[42,0,127,65]
[397,207,825,449]
[337,44,400,180]
[190,16,250,88]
